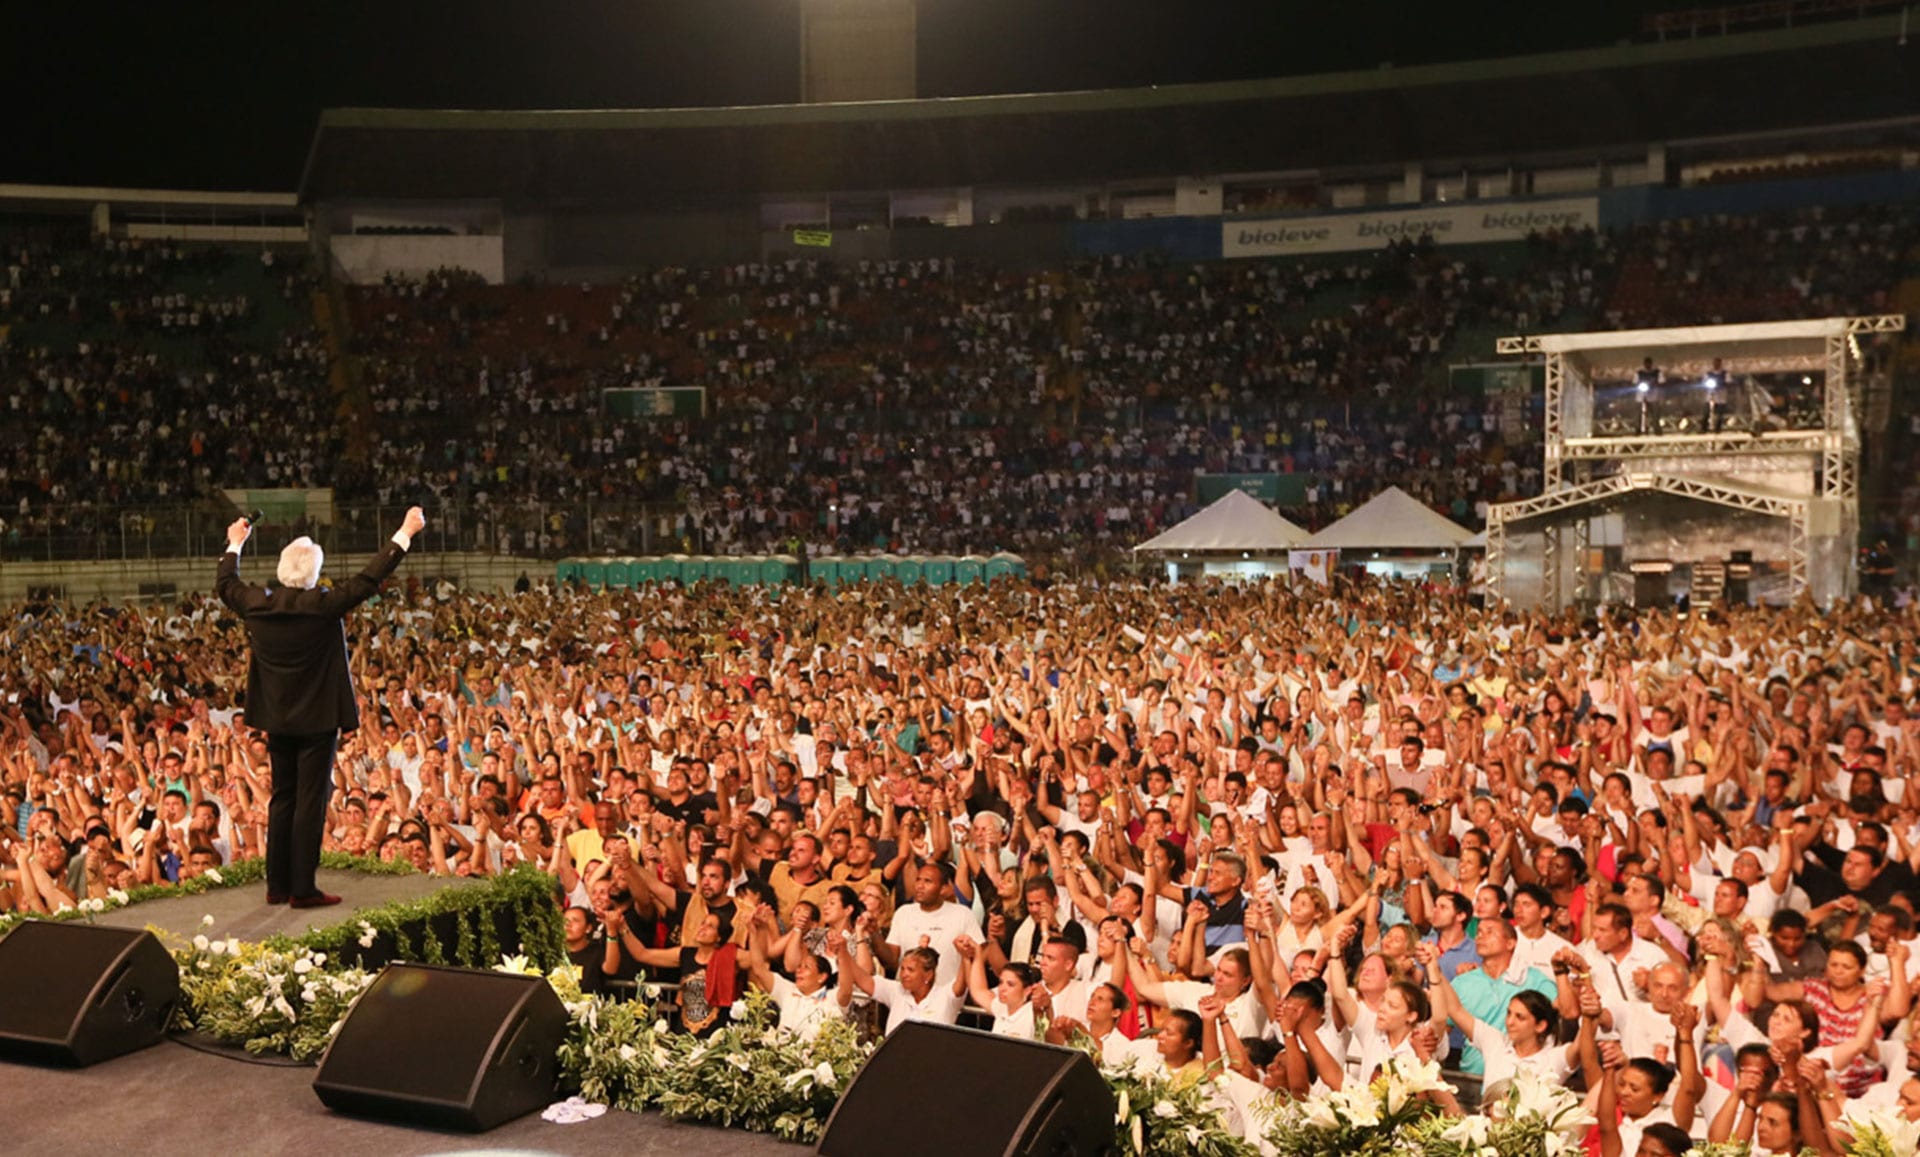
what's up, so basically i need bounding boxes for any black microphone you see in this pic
[246,508,265,526]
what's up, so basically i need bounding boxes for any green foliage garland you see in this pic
[0,851,412,939]
[163,865,565,1059]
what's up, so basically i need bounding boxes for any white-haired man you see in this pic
[217,507,425,907]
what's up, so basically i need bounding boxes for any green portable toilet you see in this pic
[629,558,658,586]
[925,556,955,586]
[580,560,608,590]
[604,558,634,589]
[556,559,583,586]
[986,553,1018,583]
[681,556,710,584]
[809,558,838,587]
[867,555,897,583]
[896,556,925,585]
[762,556,797,585]
[996,552,1028,580]
[728,558,758,586]
[660,555,688,585]
[956,556,986,585]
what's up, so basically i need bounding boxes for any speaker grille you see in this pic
[0,924,142,1043]
[320,965,533,1101]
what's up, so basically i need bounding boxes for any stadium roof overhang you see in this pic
[301,12,1920,206]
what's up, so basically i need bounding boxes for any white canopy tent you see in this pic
[1133,490,1309,582]
[1302,487,1476,579]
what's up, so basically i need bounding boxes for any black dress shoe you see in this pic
[290,892,342,909]
[266,892,289,905]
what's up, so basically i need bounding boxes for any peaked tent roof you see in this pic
[1133,489,1310,554]
[1302,487,1475,550]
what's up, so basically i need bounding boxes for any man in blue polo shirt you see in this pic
[1449,916,1555,1076]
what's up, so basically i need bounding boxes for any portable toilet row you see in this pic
[804,554,1025,587]
[555,553,1023,590]
[556,555,804,590]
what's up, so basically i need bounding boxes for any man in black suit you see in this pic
[217,507,426,908]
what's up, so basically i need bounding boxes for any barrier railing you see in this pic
[0,500,685,563]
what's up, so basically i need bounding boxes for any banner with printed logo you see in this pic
[1223,197,1598,258]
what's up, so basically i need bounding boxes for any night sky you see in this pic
[5,1,1684,191]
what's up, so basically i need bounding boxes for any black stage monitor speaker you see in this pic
[314,962,568,1132]
[816,1022,1115,1157]
[0,922,180,1066]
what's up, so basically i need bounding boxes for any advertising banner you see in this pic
[1289,549,1335,586]
[603,387,707,418]
[1224,197,1598,258]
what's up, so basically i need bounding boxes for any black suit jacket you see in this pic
[216,541,407,735]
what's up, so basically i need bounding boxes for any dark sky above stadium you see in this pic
[9,0,1686,191]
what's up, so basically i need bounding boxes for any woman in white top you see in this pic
[1420,941,1577,1090]
[1348,978,1429,1087]
[956,935,1041,1039]
[744,916,844,1040]
[1273,885,1330,959]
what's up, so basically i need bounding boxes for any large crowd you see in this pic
[5,202,1920,571]
[0,228,333,553]
[3,570,1919,1153]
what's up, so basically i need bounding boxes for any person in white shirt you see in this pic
[955,936,1040,1038]
[1508,882,1574,981]
[744,906,843,1040]
[835,941,962,1036]
[881,861,983,991]
[1348,979,1433,1088]
[1580,902,1672,1027]
[1422,941,1580,1093]
[1122,943,1269,1044]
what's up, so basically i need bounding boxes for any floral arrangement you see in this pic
[173,934,376,1061]
[1835,1109,1920,1157]
[1101,1058,1259,1157]
[1263,1057,1452,1157]
[156,864,564,1059]
[1413,1069,1595,1157]
[551,986,870,1144]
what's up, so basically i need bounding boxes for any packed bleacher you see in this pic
[0,226,331,554]
[3,570,1919,1149]
[6,201,1920,569]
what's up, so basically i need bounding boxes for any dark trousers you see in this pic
[266,730,338,898]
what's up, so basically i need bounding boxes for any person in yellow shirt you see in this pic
[768,832,835,924]
[565,800,621,868]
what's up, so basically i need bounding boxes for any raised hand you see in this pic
[1670,1003,1698,1036]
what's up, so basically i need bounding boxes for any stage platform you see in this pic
[94,868,482,947]
[4,1039,798,1155]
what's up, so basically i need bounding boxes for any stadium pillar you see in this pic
[1400,162,1423,205]
[800,0,917,103]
